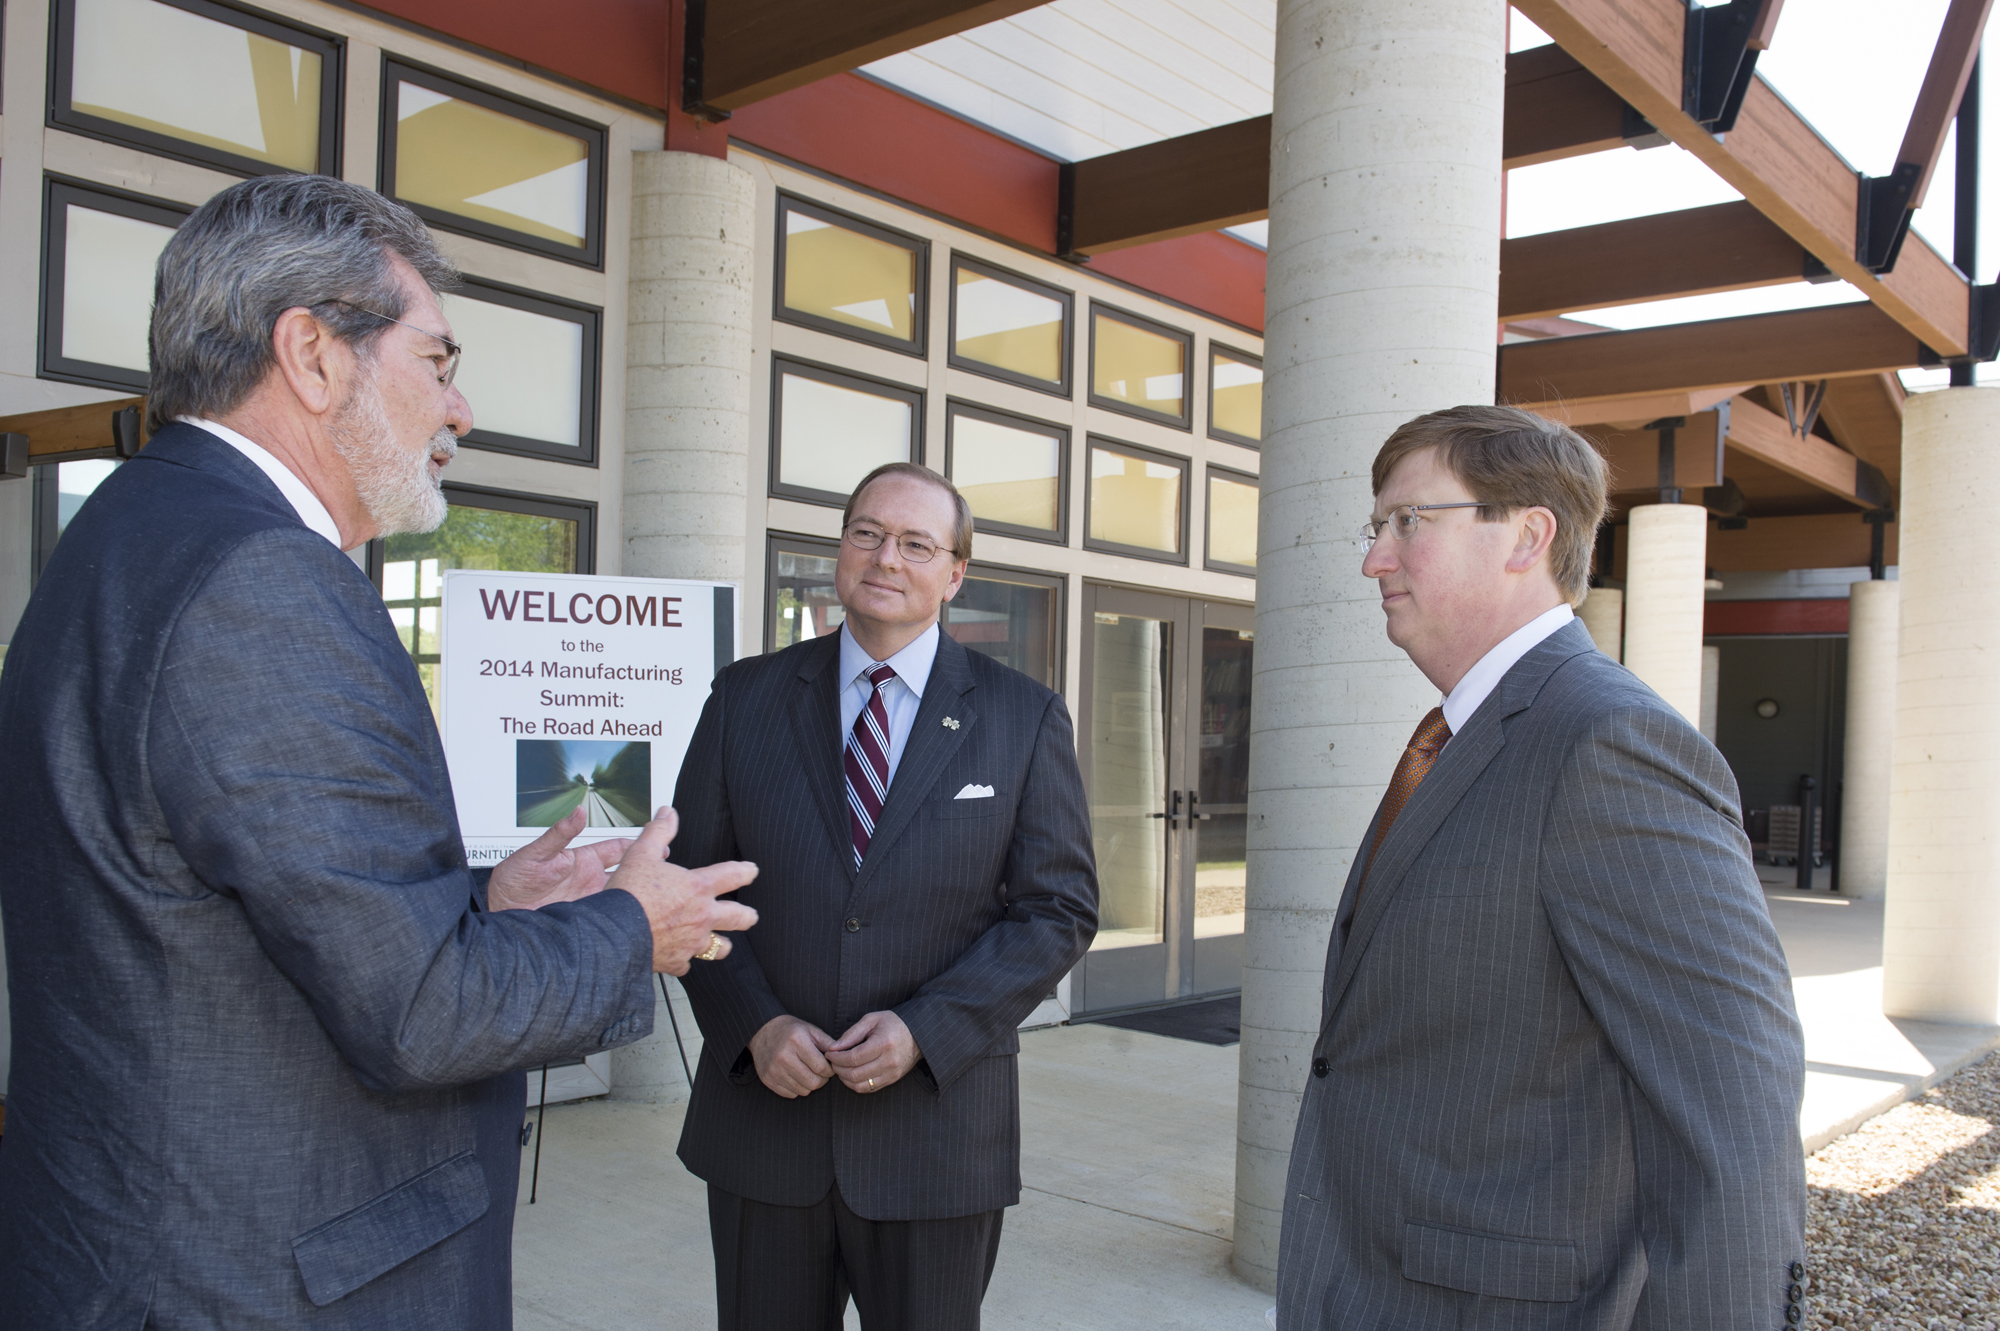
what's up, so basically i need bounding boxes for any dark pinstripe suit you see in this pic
[671,629,1096,1313]
[1277,620,1807,1330]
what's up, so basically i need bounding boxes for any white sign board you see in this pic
[439,570,737,866]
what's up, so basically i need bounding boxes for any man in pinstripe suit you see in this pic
[1275,406,1807,1330]
[671,462,1098,1330]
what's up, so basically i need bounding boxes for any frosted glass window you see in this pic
[62,205,177,373]
[949,410,1063,535]
[388,69,597,257]
[63,0,327,172]
[775,368,916,501]
[952,262,1066,388]
[442,292,585,449]
[1210,349,1263,444]
[1207,471,1259,570]
[780,203,923,347]
[1088,443,1185,557]
[1092,310,1188,423]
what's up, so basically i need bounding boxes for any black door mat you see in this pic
[1079,994,1240,1046]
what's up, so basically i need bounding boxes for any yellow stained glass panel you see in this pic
[952,415,1061,531]
[783,212,919,342]
[1211,350,1263,441]
[393,82,590,248]
[1208,473,1258,567]
[1089,447,1182,554]
[954,268,1062,384]
[1093,312,1185,419]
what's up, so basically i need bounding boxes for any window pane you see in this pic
[382,502,578,716]
[61,204,176,372]
[954,268,1062,384]
[1089,446,1183,554]
[945,575,1056,687]
[57,460,121,538]
[1196,626,1253,936]
[70,0,322,171]
[1211,350,1263,442]
[950,414,1061,532]
[771,546,844,650]
[777,371,913,498]
[783,211,919,342]
[1092,313,1184,419]
[393,81,590,249]
[1208,473,1258,568]
[442,292,584,448]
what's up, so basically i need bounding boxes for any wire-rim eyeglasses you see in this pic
[1361,502,1488,544]
[325,300,462,387]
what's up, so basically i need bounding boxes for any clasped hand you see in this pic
[487,804,758,975]
[748,1011,921,1099]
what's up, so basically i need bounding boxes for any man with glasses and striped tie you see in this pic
[669,462,1098,1331]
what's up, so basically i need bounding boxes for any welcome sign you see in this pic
[439,570,737,866]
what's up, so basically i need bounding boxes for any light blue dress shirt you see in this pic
[838,621,940,786]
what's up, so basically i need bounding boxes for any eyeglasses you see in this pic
[1360,502,1488,544]
[843,522,955,564]
[327,300,462,387]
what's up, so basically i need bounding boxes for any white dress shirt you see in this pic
[838,620,941,785]
[178,416,345,549]
[1439,603,1575,739]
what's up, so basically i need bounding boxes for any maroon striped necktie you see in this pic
[843,663,898,867]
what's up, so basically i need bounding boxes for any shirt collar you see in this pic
[178,416,346,550]
[1440,603,1575,735]
[839,620,941,699]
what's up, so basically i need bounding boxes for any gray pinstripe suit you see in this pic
[1277,619,1807,1330]
[672,629,1097,1220]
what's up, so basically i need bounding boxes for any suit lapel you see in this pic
[787,635,855,880]
[849,633,977,899]
[1316,620,1600,1040]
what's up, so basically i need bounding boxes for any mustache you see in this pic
[427,428,458,464]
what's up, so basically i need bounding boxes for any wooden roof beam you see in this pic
[1514,0,1974,356]
[1723,395,1886,508]
[687,0,1050,114]
[0,397,147,464]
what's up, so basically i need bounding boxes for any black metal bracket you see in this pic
[1621,103,1669,150]
[1857,160,1922,273]
[680,0,733,123]
[1916,280,2000,367]
[1778,379,1828,439]
[0,433,26,480]
[1855,461,1892,511]
[111,407,144,458]
[1683,0,1767,134]
[1646,415,1685,505]
[1702,476,1748,518]
[1863,507,1895,580]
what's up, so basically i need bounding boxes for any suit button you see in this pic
[845,918,861,933]
[1311,1057,1329,1078]
[1785,1306,1801,1324]
[1789,1261,1805,1281]
[1788,1283,1803,1302]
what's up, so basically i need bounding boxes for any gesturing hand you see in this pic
[487,805,628,911]
[610,806,760,975]
[826,1011,922,1094]
[749,1015,836,1098]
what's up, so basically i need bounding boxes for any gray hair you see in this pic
[147,175,459,432]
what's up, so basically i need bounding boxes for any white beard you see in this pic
[330,369,455,536]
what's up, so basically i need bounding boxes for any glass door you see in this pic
[1074,586,1253,1015]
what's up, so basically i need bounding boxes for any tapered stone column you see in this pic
[613,149,755,1101]
[1843,579,1899,899]
[1885,388,2000,1023]
[1622,504,1708,724]
[1578,587,1624,660]
[1234,0,1506,1290]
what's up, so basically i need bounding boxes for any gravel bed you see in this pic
[1806,1051,2000,1329]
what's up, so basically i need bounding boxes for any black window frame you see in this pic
[380,57,607,269]
[1086,302,1193,430]
[1206,343,1263,449]
[450,275,603,468]
[773,193,930,358]
[48,0,344,179]
[768,355,924,510]
[1082,434,1191,566]
[1203,462,1259,578]
[944,398,1070,547]
[764,531,841,654]
[365,481,598,590]
[39,176,192,393]
[946,252,1072,398]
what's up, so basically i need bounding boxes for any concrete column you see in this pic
[613,149,754,1100]
[1621,504,1707,724]
[1699,644,1720,741]
[1578,587,1624,661]
[1235,0,1505,1291]
[1843,579,1898,899]
[1885,388,2000,1024]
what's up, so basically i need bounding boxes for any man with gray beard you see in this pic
[0,174,759,1328]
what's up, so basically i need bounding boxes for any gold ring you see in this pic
[868,1077,876,1089]
[696,932,722,962]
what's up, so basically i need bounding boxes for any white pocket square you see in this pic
[954,784,995,799]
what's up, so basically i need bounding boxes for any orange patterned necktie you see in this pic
[1364,707,1453,878]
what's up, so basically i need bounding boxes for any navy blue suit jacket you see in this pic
[0,425,657,1328]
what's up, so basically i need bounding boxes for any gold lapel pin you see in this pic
[942,717,960,730]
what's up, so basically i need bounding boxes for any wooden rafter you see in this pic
[1514,0,1974,356]
[1899,0,1994,212]
[1818,373,1906,484]
[1723,396,1880,508]
[0,397,146,461]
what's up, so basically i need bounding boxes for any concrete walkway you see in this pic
[513,882,2000,1328]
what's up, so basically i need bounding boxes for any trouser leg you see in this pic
[707,1183,849,1331]
[832,1186,1004,1331]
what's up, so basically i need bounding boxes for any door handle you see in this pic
[1189,789,1211,821]
[1169,789,1182,830]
